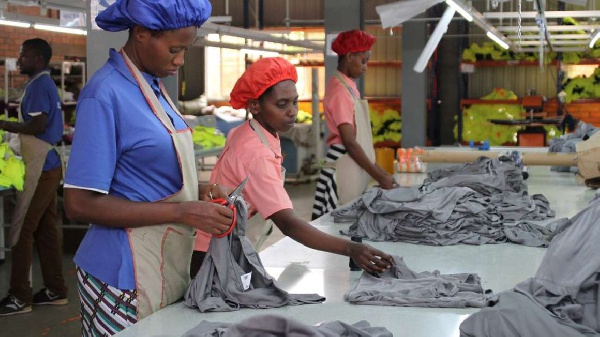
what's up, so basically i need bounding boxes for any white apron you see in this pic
[8,70,61,247]
[120,50,198,319]
[248,119,285,251]
[332,73,376,205]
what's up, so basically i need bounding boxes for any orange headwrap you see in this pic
[229,57,298,109]
[331,29,376,55]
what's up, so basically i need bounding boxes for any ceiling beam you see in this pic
[510,40,588,46]
[194,39,309,55]
[506,34,591,39]
[497,25,599,32]
[484,10,600,20]
[197,22,324,52]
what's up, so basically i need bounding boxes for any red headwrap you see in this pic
[230,57,298,109]
[331,29,376,55]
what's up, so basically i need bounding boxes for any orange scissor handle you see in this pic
[212,198,237,238]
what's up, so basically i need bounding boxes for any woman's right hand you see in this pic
[179,201,234,235]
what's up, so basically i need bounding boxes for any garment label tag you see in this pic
[241,272,252,290]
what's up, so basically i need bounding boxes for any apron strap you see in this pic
[249,119,272,148]
[18,70,52,121]
[333,72,360,101]
[120,49,189,133]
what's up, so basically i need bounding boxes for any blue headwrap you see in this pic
[96,0,212,32]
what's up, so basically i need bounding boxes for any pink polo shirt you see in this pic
[323,71,359,146]
[194,120,293,251]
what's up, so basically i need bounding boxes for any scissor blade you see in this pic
[227,175,249,203]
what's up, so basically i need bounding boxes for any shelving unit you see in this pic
[1,57,23,119]
[1,60,86,119]
[54,61,86,106]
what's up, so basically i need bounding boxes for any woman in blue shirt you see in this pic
[63,0,232,335]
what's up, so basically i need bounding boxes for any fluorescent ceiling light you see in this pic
[414,6,455,73]
[33,23,87,35]
[0,19,31,28]
[486,31,509,50]
[376,0,444,29]
[589,30,600,48]
[445,0,472,22]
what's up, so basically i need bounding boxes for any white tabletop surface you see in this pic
[114,165,594,337]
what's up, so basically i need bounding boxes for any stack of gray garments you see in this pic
[184,197,325,312]
[549,121,597,173]
[459,198,600,337]
[421,157,554,221]
[335,158,554,246]
[345,256,487,308]
[183,314,393,337]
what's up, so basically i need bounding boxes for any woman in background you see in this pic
[312,29,398,220]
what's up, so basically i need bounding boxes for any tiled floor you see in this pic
[0,160,316,337]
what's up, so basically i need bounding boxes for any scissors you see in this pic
[212,175,249,238]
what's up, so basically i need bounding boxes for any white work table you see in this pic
[114,165,594,337]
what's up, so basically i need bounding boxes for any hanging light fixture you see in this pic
[589,30,600,48]
[33,23,87,35]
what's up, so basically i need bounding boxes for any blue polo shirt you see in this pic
[66,49,189,289]
[20,70,63,171]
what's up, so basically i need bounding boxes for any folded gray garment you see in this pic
[502,221,554,247]
[184,197,325,312]
[459,291,599,337]
[183,314,393,337]
[460,198,600,336]
[345,256,487,308]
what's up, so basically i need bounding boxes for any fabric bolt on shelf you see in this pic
[184,196,325,312]
[460,197,600,336]
[182,314,393,337]
[345,256,487,309]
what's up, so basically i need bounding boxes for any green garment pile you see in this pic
[295,110,314,124]
[462,17,600,65]
[562,67,600,103]
[0,122,25,191]
[370,108,401,144]
[192,125,226,149]
[454,88,560,145]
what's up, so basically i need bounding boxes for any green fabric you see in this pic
[192,125,226,149]
[370,108,401,144]
[0,143,25,191]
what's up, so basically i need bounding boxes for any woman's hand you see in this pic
[378,173,399,190]
[199,183,231,201]
[177,201,234,235]
[348,242,394,274]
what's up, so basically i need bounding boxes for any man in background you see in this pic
[0,38,67,316]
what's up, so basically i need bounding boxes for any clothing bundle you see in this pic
[334,157,555,246]
[345,256,487,308]
[183,314,393,337]
[459,197,600,336]
[184,197,325,312]
[549,120,597,173]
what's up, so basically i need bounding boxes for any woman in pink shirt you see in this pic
[312,29,397,220]
[191,57,393,277]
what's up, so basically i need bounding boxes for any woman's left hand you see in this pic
[200,183,231,201]
[348,242,394,274]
